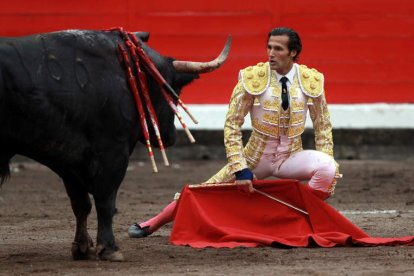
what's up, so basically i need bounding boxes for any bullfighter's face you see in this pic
[267,35,296,75]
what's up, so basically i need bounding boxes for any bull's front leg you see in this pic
[94,191,124,261]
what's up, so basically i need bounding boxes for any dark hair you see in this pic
[267,27,302,61]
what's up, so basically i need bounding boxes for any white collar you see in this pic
[275,63,297,84]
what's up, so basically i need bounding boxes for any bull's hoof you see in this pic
[71,234,95,260]
[96,245,125,262]
[71,242,96,260]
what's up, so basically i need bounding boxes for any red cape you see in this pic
[170,180,414,248]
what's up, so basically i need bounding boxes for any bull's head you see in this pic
[135,35,231,148]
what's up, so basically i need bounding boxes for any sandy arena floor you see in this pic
[0,159,413,275]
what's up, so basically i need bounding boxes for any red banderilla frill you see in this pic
[113,27,197,172]
[126,41,169,166]
[118,44,158,173]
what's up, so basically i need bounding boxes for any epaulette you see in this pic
[239,62,271,95]
[297,64,324,97]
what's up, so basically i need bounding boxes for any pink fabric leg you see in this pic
[140,200,177,233]
[306,183,331,200]
[275,150,336,195]
[251,154,275,180]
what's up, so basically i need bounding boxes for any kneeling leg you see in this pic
[277,150,337,200]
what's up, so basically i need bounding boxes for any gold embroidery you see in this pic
[224,81,253,173]
[289,136,303,153]
[298,64,324,97]
[258,70,266,77]
[252,118,279,137]
[241,62,271,95]
[291,101,305,110]
[288,124,305,138]
[290,112,305,125]
[205,164,235,183]
[288,77,299,99]
[290,87,298,98]
[271,87,280,98]
[263,99,279,111]
[228,154,244,165]
[206,131,268,183]
[263,112,279,125]
[226,147,240,157]
[308,92,334,157]
[279,107,290,131]
[327,161,341,194]
[244,131,268,169]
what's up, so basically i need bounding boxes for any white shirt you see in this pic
[275,64,297,91]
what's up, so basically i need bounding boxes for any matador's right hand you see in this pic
[235,179,254,193]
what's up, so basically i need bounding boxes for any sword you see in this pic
[252,187,309,216]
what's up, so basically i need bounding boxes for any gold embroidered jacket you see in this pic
[224,62,334,174]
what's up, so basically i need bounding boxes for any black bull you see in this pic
[0,30,230,260]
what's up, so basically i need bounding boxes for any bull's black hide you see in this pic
[0,30,201,261]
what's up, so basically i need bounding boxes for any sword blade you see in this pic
[253,188,309,216]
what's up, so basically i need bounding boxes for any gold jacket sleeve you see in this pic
[224,80,254,174]
[308,92,334,157]
[308,91,341,184]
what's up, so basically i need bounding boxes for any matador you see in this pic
[128,27,341,238]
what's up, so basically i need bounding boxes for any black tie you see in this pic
[280,76,289,110]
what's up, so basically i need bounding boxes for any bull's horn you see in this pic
[134,31,150,42]
[173,35,231,73]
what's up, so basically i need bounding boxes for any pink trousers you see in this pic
[251,137,337,194]
[138,137,337,232]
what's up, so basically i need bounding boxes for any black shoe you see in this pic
[128,223,151,238]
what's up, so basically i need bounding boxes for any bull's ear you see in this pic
[133,32,150,42]
[173,72,199,93]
